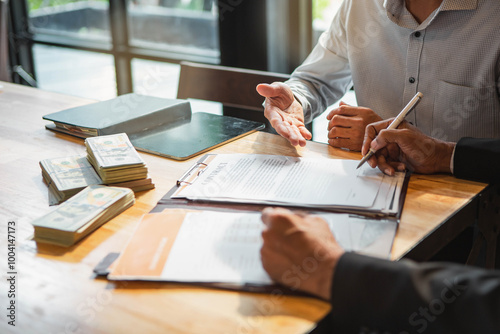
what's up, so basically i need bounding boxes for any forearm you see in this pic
[286,28,352,123]
[328,252,500,333]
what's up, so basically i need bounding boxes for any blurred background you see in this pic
[6,0,348,142]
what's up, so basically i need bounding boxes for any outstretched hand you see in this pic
[256,83,312,147]
[362,119,456,175]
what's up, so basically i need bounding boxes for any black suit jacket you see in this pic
[454,138,500,184]
[321,138,500,333]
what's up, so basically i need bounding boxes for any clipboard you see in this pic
[161,154,410,219]
[103,208,398,295]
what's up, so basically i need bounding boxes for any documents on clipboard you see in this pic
[106,209,397,290]
[171,154,408,218]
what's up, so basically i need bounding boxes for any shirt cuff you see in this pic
[450,145,456,174]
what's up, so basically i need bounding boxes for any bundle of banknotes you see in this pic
[40,153,153,205]
[31,185,135,247]
[40,155,103,204]
[85,133,149,183]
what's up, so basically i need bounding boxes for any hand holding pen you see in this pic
[357,92,423,169]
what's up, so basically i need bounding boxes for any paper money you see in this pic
[32,185,135,247]
[85,133,148,183]
[40,155,103,204]
[85,133,145,168]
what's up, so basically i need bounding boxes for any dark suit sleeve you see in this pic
[454,138,500,184]
[325,252,500,334]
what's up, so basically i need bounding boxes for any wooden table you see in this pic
[0,82,489,333]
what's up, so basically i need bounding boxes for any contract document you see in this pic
[171,154,407,217]
[107,209,397,289]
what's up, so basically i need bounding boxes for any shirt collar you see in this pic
[383,0,478,30]
[384,0,478,15]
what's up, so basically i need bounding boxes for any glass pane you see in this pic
[132,59,180,98]
[28,0,110,41]
[127,0,219,58]
[313,0,343,42]
[33,44,117,100]
[311,0,348,143]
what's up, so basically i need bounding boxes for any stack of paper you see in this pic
[31,185,135,247]
[172,154,407,217]
[40,155,103,204]
[86,133,148,183]
[40,155,154,205]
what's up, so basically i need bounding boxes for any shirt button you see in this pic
[415,31,421,37]
[409,77,416,83]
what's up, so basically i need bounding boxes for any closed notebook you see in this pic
[43,93,265,160]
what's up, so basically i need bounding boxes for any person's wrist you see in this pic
[436,141,456,173]
[315,249,344,301]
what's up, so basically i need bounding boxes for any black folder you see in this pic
[43,93,265,160]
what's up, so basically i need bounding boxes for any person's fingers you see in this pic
[367,146,388,168]
[367,153,378,168]
[288,125,304,147]
[328,126,350,139]
[261,207,295,230]
[362,119,395,154]
[375,154,396,176]
[362,124,377,156]
[329,124,365,140]
[258,82,295,110]
[386,160,407,172]
[326,103,362,119]
[327,115,353,130]
[370,128,414,152]
[298,126,312,141]
[256,83,280,98]
[328,137,360,151]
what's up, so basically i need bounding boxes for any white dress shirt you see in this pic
[287,0,500,142]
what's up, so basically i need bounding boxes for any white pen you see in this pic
[356,92,423,169]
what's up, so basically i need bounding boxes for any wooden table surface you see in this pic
[0,82,488,334]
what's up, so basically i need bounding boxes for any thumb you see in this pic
[339,100,350,106]
[256,83,279,98]
[256,82,291,99]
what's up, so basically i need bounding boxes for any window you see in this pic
[33,44,117,100]
[19,0,220,99]
[128,0,219,60]
[311,0,355,144]
[313,0,343,42]
[28,0,111,43]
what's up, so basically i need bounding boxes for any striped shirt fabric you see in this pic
[287,0,500,142]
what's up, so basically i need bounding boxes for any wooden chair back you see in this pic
[177,61,290,112]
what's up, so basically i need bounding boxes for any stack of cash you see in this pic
[85,133,149,183]
[40,155,103,204]
[40,155,154,205]
[31,185,135,247]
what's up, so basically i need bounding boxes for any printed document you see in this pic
[108,210,397,286]
[172,154,406,216]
